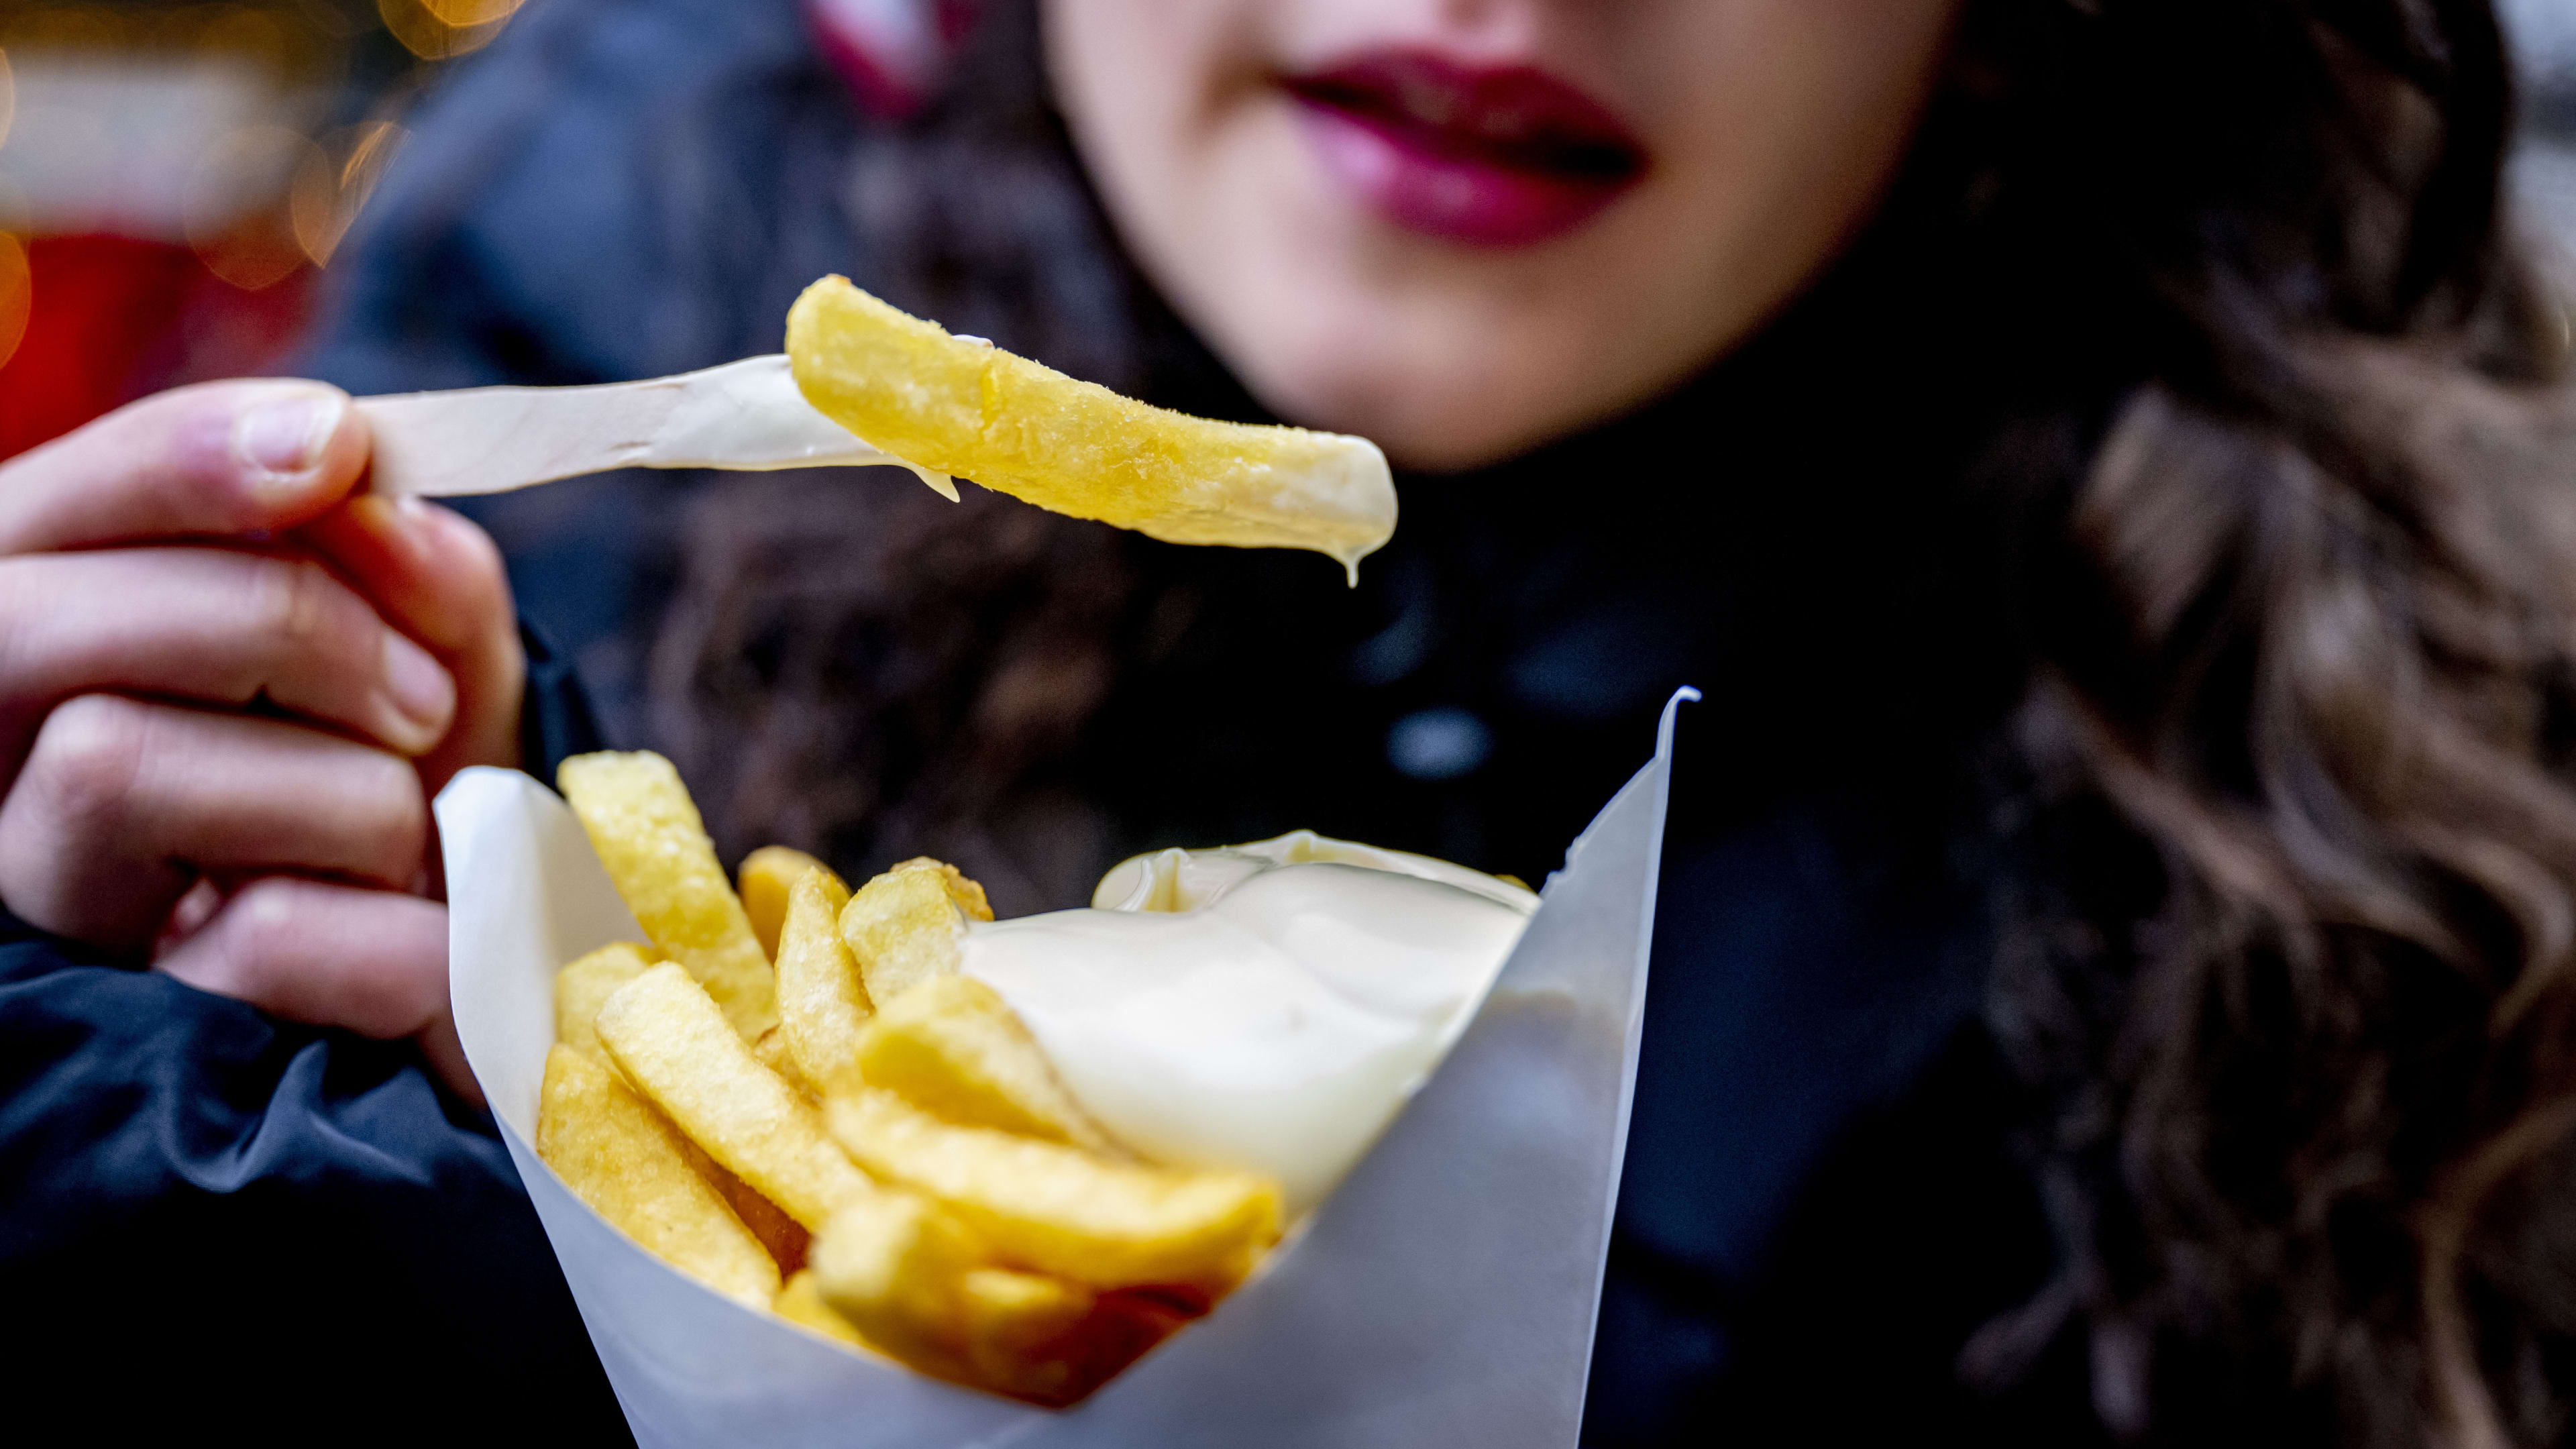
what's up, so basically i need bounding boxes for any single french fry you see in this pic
[809,1187,987,1365]
[559,751,778,1038]
[824,1087,1283,1289]
[786,276,1397,574]
[553,941,656,1059]
[596,963,875,1229]
[535,1044,780,1308]
[856,973,1114,1151]
[741,845,837,961]
[775,867,866,1096]
[839,859,991,1007]
[774,1271,873,1350]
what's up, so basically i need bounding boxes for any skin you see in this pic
[1046,0,1963,470]
[0,382,520,1102]
[0,2,1957,1100]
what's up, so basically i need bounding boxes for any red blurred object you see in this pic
[0,234,315,462]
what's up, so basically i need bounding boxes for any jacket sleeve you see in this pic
[0,623,626,1445]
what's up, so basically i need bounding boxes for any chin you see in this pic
[1217,296,1628,474]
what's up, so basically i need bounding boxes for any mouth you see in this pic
[1281,50,1648,248]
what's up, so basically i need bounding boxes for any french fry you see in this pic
[553,941,656,1059]
[955,1267,1099,1404]
[751,1026,808,1098]
[786,276,1397,572]
[855,974,1114,1151]
[700,1153,812,1275]
[596,963,875,1229]
[774,1271,873,1350]
[808,1187,987,1366]
[535,1044,780,1308]
[775,867,865,1097]
[839,858,991,1006]
[824,1086,1283,1289]
[559,751,778,1038]
[741,845,837,961]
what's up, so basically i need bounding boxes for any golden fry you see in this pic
[839,859,990,1007]
[775,867,865,1097]
[536,1044,780,1308]
[699,1152,811,1275]
[741,845,837,961]
[955,1267,1099,1404]
[553,941,656,1059]
[751,1026,808,1098]
[786,276,1395,570]
[774,1271,873,1350]
[808,1187,986,1365]
[559,751,778,1038]
[824,1087,1282,1289]
[596,963,875,1229]
[857,974,1114,1151]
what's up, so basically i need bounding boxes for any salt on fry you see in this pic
[856,974,1114,1151]
[824,1086,1282,1289]
[535,1044,780,1308]
[596,963,875,1229]
[553,941,655,1059]
[741,845,837,961]
[775,867,866,1097]
[839,858,989,1006]
[559,751,778,1038]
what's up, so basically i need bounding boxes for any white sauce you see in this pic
[960,832,1536,1211]
[642,354,958,499]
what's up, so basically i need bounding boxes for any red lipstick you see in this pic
[1282,51,1647,248]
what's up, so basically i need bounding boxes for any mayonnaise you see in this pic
[641,354,960,500]
[959,832,1536,1212]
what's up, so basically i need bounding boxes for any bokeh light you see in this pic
[290,117,406,266]
[378,0,522,61]
[183,122,319,290]
[0,232,29,370]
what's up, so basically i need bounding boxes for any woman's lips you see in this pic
[1282,51,1647,248]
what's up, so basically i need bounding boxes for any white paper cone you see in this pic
[440,688,1690,1449]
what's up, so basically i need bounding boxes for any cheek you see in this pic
[1044,0,1275,258]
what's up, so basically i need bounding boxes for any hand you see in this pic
[0,380,524,1102]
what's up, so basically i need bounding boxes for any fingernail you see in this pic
[234,389,345,487]
[380,629,454,742]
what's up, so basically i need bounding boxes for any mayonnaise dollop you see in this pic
[960,832,1536,1212]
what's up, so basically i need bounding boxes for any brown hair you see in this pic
[1962,1,2576,1443]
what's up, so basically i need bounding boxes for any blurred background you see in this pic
[2,0,2575,463]
[0,0,508,456]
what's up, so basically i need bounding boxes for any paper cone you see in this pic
[439,688,1690,1448]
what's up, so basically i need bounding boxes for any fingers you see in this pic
[0,549,456,771]
[0,696,427,951]
[154,877,484,1108]
[299,496,523,789]
[156,877,447,1040]
[0,380,371,555]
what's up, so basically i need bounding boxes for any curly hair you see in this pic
[1956,2,2576,1444]
[649,0,2576,1439]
